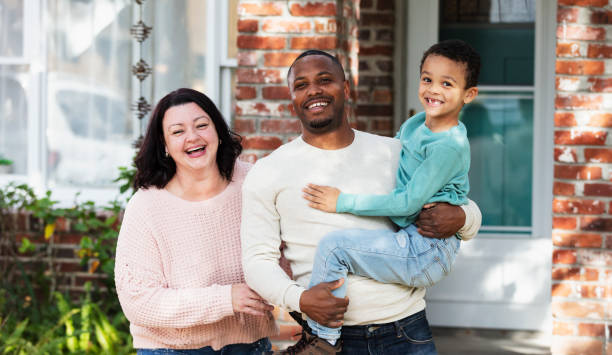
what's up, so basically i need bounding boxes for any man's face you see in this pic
[288,55,349,135]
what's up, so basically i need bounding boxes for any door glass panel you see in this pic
[0,0,24,57]
[440,0,535,230]
[0,65,28,175]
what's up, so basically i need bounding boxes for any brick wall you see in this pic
[552,0,612,354]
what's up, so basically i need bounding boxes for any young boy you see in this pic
[299,39,481,349]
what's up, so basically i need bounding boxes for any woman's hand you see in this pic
[231,284,274,317]
[302,184,341,213]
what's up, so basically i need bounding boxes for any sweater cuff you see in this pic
[457,200,481,241]
[336,193,355,213]
[219,284,236,317]
[284,284,305,313]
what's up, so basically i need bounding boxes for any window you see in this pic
[439,0,543,235]
[0,0,236,203]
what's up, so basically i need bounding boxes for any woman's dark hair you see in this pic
[133,88,242,190]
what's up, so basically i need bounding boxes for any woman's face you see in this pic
[162,102,219,176]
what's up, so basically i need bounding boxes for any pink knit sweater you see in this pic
[114,161,277,350]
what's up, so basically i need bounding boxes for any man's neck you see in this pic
[302,123,355,150]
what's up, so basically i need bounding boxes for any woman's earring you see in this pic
[219,139,222,145]
[165,149,169,157]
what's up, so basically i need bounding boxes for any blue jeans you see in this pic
[340,310,437,355]
[136,338,271,355]
[307,224,460,341]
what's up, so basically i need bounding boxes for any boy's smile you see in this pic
[418,55,478,131]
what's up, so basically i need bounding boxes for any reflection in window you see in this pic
[0,66,27,174]
[0,0,24,57]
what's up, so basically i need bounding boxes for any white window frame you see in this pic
[398,0,555,239]
[0,0,236,207]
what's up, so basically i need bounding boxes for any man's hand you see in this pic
[299,279,349,327]
[415,202,465,239]
[302,184,341,213]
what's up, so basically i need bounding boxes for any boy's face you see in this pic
[418,54,478,122]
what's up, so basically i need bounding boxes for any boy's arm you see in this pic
[337,145,465,218]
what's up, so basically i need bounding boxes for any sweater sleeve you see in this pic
[241,166,304,313]
[457,199,481,241]
[114,196,234,328]
[337,145,465,218]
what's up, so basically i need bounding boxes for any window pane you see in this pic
[143,0,208,102]
[0,65,28,174]
[0,0,24,57]
[461,94,533,227]
[46,0,134,187]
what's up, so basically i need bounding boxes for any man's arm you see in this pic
[241,166,304,313]
[415,199,482,240]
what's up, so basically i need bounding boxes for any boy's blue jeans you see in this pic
[306,224,460,342]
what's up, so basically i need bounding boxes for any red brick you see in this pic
[587,44,612,58]
[553,232,602,247]
[557,25,606,41]
[238,19,258,33]
[237,35,286,50]
[558,7,580,23]
[554,165,602,180]
[553,320,575,336]
[57,234,82,244]
[361,13,395,26]
[554,147,577,163]
[235,86,256,100]
[233,119,256,134]
[555,112,577,127]
[372,90,392,104]
[554,182,576,196]
[377,0,394,10]
[242,136,283,150]
[552,300,604,318]
[359,45,393,56]
[263,52,301,67]
[290,36,337,50]
[580,286,609,299]
[238,2,283,16]
[553,217,579,230]
[588,113,612,127]
[555,94,603,110]
[557,42,582,57]
[236,68,282,84]
[261,119,302,134]
[556,76,581,92]
[551,283,575,297]
[556,60,605,75]
[315,19,337,33]
[262,20,311,33]
[606,235,612,249]
[58,262,83,273]
[581,217,612,231]
[553,249,577,264]
[237,52,257,66]
[550,338,604,355]
[262,86,291,100]
[588,78,612,92]
[289,2,336,16]
[578,249,612,266]
[553,198,606,214]
[558,0,608,5]
[371,119,393,132]
[554,130,607,145]
[584,183,612,197]
[552,267,599,281]
[590,9,612,24]
[356,105,393,116]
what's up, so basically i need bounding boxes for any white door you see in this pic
[402,0,556,331]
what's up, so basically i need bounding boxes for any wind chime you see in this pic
[130,0,152,147]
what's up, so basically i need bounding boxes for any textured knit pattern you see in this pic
[115,160,277,350]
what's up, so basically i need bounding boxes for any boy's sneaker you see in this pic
[277,330,341,355]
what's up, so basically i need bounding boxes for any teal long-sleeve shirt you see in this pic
[336,111,470,228]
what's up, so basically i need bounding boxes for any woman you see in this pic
[115,88,277,354]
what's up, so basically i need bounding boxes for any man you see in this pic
[241,50,481,354]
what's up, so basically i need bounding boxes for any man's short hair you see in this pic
[287,50,346,81]
[419,39,481,89]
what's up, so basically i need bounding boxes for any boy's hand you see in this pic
[302,184,341,213]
